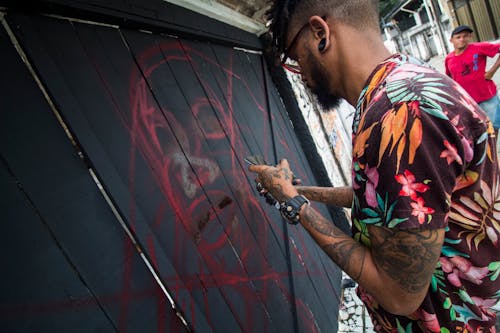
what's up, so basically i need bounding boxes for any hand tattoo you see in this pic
[259,166,294,202]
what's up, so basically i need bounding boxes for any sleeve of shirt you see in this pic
[353,82,466,232]
[476,42,500,57]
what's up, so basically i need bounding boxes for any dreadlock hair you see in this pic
[266,0,380,54]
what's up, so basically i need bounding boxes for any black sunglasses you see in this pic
[281,22,310,74]
[281,16,327,74]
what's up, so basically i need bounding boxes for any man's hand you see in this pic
[248,159,299,203]
[485,54,500,80]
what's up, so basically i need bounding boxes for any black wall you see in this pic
[0,1,346,332]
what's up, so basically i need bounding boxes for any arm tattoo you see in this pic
[300,206,442,293]
[297,186,353,207]
[301,206,367,281]
[370,227,442,294]
[305,188,333,203]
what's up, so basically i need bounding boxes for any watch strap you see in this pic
[280,195,309,224]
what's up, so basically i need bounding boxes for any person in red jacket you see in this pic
[445,25,500,135]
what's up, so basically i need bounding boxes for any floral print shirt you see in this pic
[351,54,500,332]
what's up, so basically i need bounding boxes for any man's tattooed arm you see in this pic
[295,186,353,208]
[300,205,366,280]
[298,204,444,315]
[369,227,442,294]
[248,160,444,314]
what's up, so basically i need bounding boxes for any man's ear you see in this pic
[309,16,330,52]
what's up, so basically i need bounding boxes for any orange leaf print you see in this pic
[371,66,388,87]
[396,133,406,173]
[390,103,408,154]
[353,123,378,159]
[453,170,479,192]
[378,104,408,166]
[486,140,493,162]
[408,118,422,164]
[365,66,388,106]
[378,109,395,165]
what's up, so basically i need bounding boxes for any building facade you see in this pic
[383,0,499,61]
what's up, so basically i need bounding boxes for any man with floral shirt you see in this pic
[249,0,500,331]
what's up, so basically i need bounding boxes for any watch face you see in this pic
[281,201,298,218]
[279,196,308,224]
[281,210,299,224]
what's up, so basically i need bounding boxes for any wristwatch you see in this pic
[280,195,310,224]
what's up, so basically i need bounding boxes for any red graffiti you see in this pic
[125,36,326,332]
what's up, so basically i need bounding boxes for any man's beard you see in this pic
[307,51,341,111]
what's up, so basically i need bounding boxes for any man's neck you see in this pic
[329,25,392,106]
[342,42,392,106]
[454,44,469,55]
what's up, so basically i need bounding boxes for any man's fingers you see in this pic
[278,158,290,169]
[248,164,267,173]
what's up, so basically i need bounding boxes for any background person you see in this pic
[249,1,500,332]
[445,25,500,136]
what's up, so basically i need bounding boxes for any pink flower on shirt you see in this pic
[470,296,497,321]
[415,309,441,333]
[395,169,429,200]
[411,197,435,224]
[440,256,489,287]
[440,140,463,165]
[365,164,379,208]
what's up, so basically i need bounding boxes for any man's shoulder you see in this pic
[469,42,498,49]
[468,42,483,48]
